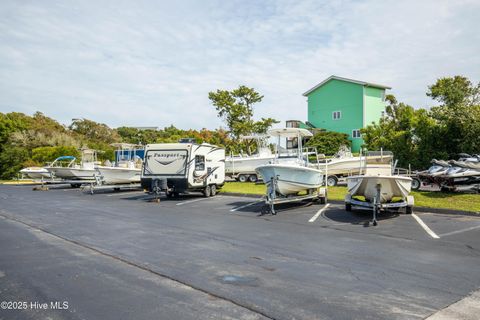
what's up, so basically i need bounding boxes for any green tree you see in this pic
[70,118,120,144]
[208,85,278,153]
[427,76,479,108]
[305,131,350,155]
[0,145,29,179]
[361,95,424,168]
[427,76,480,156]
[32,146,80,164]
[362,76,480,169]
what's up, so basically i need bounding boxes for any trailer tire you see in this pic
[319,197,326,204]
[203,185,211,197]
[210,184,217,196]
[345,203,352,212]
[327,176,338,187]
[71,183,81,188]
[411,178,421,190]
[406,206,413,215]
[248,175,258,183]
[238,175,247,183]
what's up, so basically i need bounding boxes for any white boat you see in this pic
[256,128,324,197]
[96,165,141,184]
[313,146,393,185]
[19,167,51,179]
[347,174,412,203]
[96,143,143,185]
[345,163,414,225]
[225,135,275,182]
[256,163,325,195]
[46,150,98,180]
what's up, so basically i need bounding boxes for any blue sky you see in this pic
[1,0,479,129]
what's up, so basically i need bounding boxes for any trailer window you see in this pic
[195,155,205,171]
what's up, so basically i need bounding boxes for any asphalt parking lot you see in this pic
[1,184,480,320]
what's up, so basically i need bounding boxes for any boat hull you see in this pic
[20,167,51,179]
[324,158,362,176]
[347,175,412,202]
[314,155,393,176]
[225,156,275,175]
[97,166,141,184]
[46,167,96,180]
[256,164,324,196]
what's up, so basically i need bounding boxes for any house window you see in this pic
[286,120,299,128]
[195,155,205,171]
[332,111,341,120]
[286,138,298,149]
[352,129,361,139]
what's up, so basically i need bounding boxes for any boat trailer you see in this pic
[32,176,142,194]
[262,176,327,215]
[81,182,142,195]
[32,177,97,191]
[345,184,414,226]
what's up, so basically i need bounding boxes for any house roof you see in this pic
[302,75,391,96]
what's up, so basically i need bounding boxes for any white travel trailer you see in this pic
[141,141,225,197]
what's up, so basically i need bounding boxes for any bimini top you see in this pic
[55,156,76,161]
[267,128,313,138]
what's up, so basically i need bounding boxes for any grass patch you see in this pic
[411,191,480,213]
[0,179,35,185]
[220,182,266,195]
[220,182,480,213]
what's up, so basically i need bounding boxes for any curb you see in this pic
[219,192,479,216]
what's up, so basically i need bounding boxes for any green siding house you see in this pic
[303,76,391,152]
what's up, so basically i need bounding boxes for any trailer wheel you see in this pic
[203,185,211,197]
[327,176,338,187]
[210,184,217,196]
[248,175,258,183]
[345,203,352,212]
[319,196,326,204]
[70,183,81,188]
[411,178,421,190]
[238,175,247,183]
[405,206,413,215]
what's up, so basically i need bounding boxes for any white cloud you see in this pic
[0,0,479,129]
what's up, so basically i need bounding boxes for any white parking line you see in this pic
[176,197,212,206]
[230,200,263,212]
[106,191,145,197]
[412,213,440,239]
[309,204,330,222]
[439,224,480,237]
